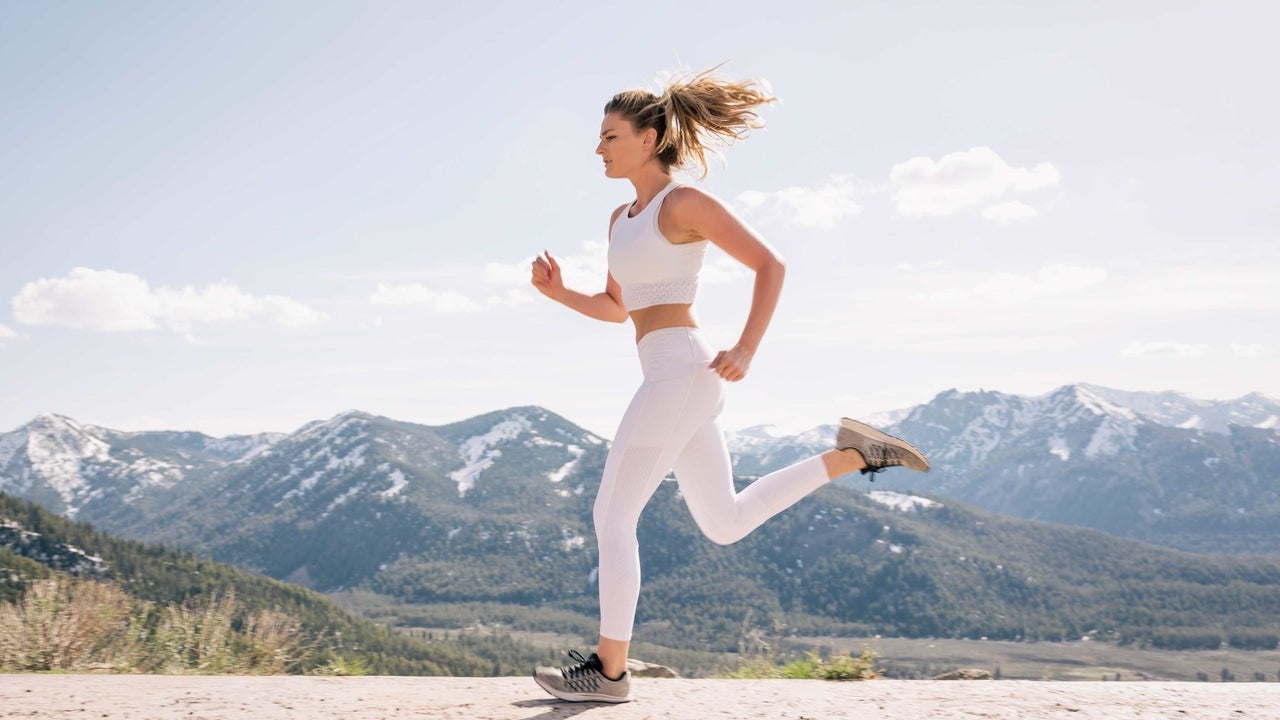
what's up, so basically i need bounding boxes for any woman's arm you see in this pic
[666,188,786,381]
[531,250,628,323]
[531,204,630,324]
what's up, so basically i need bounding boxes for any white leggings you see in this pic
[593,327,831,641]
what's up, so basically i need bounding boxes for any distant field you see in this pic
[795,635,1280,682]
[394,624,1280,682]
[334,593,1280,682]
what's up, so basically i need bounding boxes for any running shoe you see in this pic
[837,417,931,477]
[533,650,632,703]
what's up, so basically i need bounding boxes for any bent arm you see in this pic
[531,249,628,324]
[678,190,786,354]
[551,274,629,324]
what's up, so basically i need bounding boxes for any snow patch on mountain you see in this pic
[560,525,586,551]
[867,490,941,513]
[121,456,186,501]
[548,445,585,483]
[1070,387,1139,421]
[378,466,409,499]
[1048,436,1070,462]
[325,482,367,515]
[1,517,107,574]
[450,414,532,497]
[1085,416,1139,457]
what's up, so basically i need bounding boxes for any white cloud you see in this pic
[918,264,1108,306]
[487,241,608,289]
[982,200,1039,224]
[486,288,536,307]
[154,283,326,332]
[369,283,482,312]
[735,175,865,229]
[889,146,1059,218]
[13,267,159,331]
[1229,343,1263,357]
[0,323,17,346]
[11,268,327,334]
[1121,341,1211,358]
[774,259,1280,362]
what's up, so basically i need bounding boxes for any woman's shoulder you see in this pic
[609,202,630,224]
[664,184,728,219]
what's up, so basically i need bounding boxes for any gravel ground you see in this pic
[3,675,1279,720]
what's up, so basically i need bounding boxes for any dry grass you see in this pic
[0,576,316,674]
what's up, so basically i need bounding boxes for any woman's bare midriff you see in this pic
[630,303,697,343]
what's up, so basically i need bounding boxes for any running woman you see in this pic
[529,68,929,703]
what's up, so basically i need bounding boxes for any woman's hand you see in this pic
[709,344,754,382]
[530,251,564,300]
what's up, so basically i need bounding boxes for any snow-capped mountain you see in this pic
[3,382,1278,590]
[726,423,835,476]
[0,413,283,520]
[729,384,1280,554]
[1077,384,1280,433]
[5,395,1280,650]
[0,407,610,594]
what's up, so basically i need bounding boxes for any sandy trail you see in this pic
[2,675,1278,719]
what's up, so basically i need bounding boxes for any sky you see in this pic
[2,0,1277,440]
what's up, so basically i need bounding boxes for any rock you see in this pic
[627,659,681,678]
[933,669,994,680]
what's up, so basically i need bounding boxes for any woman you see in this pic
[529,69,929,703]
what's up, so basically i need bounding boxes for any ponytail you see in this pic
[604,67,776,178]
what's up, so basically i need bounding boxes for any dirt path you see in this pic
[3,675,1278,719]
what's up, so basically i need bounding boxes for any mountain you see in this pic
[1077,384,1280,433]
[0,491,563,674]
[0,413,283,522]
[3,401,1280,654]
[730,384,1280,555]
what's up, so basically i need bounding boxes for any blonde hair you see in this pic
[604,67,777,178]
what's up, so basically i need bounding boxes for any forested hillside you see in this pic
[1,492,560,674]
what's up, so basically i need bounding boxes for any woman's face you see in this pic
[597,112,654,178]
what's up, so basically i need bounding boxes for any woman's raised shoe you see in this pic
[836,417,931,478]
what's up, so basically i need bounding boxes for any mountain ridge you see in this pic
[4,392,1280,653]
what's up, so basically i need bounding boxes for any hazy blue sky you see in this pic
[2,1,1277,438]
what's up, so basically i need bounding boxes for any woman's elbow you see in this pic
[610,303,629,323]
[764,255,786,281]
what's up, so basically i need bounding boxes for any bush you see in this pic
[0,575,317,674]
[721,618,878,680]
[0,576,144,671]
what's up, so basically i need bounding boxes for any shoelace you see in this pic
[859,444,905,480]
[558,650,604,692]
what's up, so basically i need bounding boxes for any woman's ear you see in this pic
[643,127,658,151]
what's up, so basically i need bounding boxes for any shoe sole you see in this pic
[840,418,931,472]
[532,675,632,703]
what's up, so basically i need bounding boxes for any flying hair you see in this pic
[604,66,777,179]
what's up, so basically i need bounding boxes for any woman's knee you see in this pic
[695,517,744,546]
[595,522,638,552]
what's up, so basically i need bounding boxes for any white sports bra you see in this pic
[607,182,708,311]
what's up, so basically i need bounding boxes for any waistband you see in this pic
[636,325,703,352]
